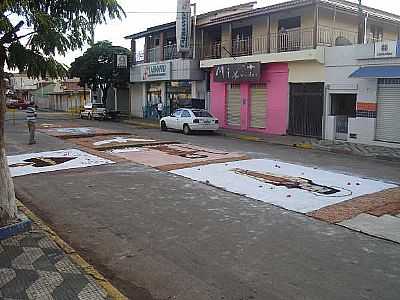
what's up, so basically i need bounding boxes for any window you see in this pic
[370,25,383,42]
[278,16,301,30]
[172,110,182,117]
[193,110,213,118]
[181,110,191,118]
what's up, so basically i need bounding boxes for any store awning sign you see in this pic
[374,41,399,58]
[142,62,171,81]
[214,62,261,82]
[176,0,192,53]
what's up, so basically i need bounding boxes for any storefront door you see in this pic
[250,84,268,129]
[376,78,400,143]
[226,84,241,127]
[288,83,324,138]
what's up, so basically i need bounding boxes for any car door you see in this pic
[179,109,192,130]
[169,109,181,129]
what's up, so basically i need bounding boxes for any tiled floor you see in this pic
[0,226,110,300]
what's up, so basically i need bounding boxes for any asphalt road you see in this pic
[5,112,400,300]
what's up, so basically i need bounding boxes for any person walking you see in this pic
[26,105,37,145]
[157,101,163,119]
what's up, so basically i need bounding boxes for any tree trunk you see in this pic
[0,49,17,226]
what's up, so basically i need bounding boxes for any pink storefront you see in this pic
[210,63,289,135]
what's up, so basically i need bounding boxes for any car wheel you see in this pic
[161,121,167,131]
[183,124,191,135]
[18,106,23,110]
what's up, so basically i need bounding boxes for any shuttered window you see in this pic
[227,84,241,126]
[250,84,267,129]
[376,80,400,143]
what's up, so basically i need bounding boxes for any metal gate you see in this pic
[288,83,324,138]
[227,84,241,126]
[376,78,400,143]
[250,84,267,128]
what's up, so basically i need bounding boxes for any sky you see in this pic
[58,0,400,66]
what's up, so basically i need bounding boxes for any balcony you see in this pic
[200,26,372,60]
[133,44,200,65]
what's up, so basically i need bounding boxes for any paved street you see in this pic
[4,112,400,300]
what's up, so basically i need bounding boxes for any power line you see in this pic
[125,11,190,14]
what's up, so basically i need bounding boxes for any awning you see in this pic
[349,65,400,78]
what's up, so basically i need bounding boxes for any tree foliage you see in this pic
[69,40,130,104]
[0,0,125,226]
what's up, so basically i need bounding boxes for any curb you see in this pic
[122,120,159,129]
[16,200,127,300]
[0,213,32,241]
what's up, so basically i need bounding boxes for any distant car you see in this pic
[80,103,118,121]
[6,99,30,110]
[160,108,219,135]
[80,103,94,119]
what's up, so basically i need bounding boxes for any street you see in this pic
[5,112,400,300]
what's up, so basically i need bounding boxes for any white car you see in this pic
[160,108,219,134]
[80,103,107,120]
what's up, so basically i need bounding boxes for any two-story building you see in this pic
[199,0,400,138]
[126,0,400,143]
[126,2,257,119]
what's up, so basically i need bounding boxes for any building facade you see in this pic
[198,0,400,137]
[324,41,400,146]
[126,3,257,119]
[126,0,400,145]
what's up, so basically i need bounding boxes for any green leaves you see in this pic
[7,41,67,78]
[69,40,130,89]
[0,0,125,78]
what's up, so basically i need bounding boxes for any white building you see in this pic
[324,41,400,146]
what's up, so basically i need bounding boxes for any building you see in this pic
[126,2,257,119]
[324,41,400,146]
[9,73,41,103]
[30,82,62,110]
[198,0,400,137]
[126,0,400,143]
[48,78,91,112]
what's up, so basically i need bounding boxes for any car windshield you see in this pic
[192,110,213,118]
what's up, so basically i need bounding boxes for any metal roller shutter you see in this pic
[376,79,400,143]
[227,84,241,126]
[250,84,267,128]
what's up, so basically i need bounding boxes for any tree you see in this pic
[0,0,125,226]
[70,40,130,104]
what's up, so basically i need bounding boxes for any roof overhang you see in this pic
[349,65,400,78]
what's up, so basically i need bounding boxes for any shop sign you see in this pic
[214,62,261,82]
[142,62,171,81]
[116,54,128,68]
[176,0,192,53]
[374,41,399,58]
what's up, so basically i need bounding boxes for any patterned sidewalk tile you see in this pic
[307,188,400,223]
[315,140,400,160]
[0,227,110,300]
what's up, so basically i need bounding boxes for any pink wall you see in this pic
[210,63,289,135]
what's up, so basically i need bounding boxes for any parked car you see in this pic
[160,108,219,134]
[80,103,119,120]
[80,103,94,119]
[6,99,30,110]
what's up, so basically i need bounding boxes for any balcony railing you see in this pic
[200,27,369,60]
[134,26,386,64]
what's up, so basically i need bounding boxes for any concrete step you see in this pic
[340,213,400,243]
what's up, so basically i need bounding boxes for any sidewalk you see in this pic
[0,204,125,300]
[122,118,400,161]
